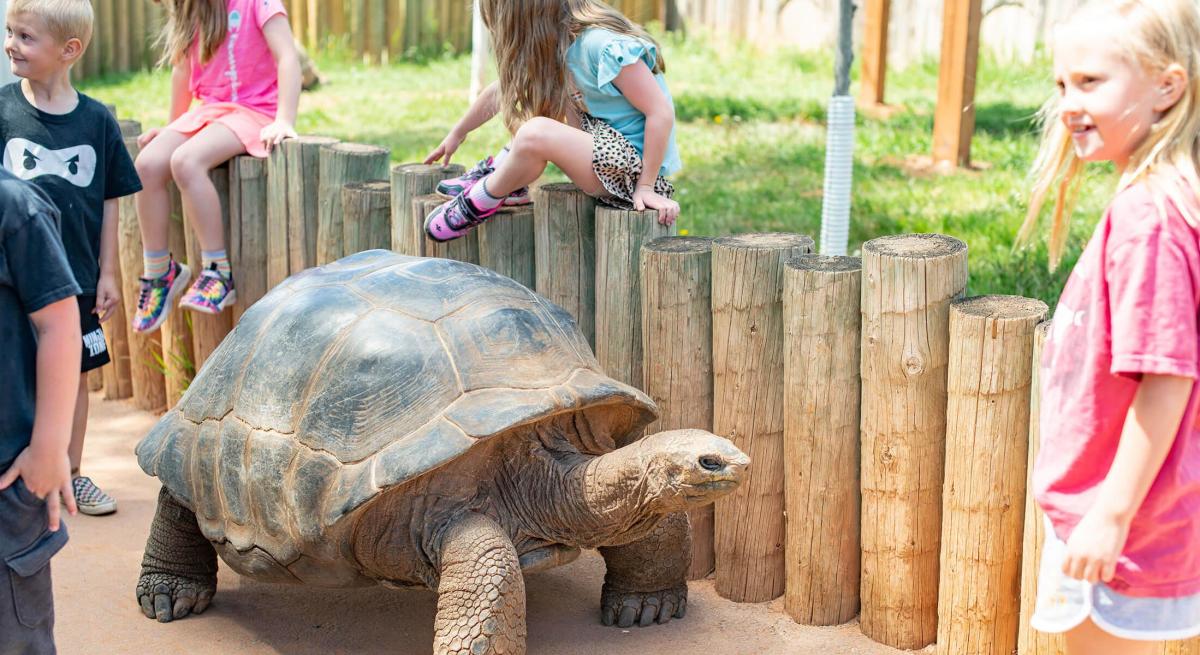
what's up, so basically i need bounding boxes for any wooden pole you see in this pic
[230,156,269,322]
[859,233,968,650]
[317,143,390,265]
[938,295,1046,655]
[642,236,716,580]
[477,205,536,289]
[388,163,465,256]
[266,144,290,289]
[783,254,862,626]
[595,207,675,390]
[186,166,233,372]
[342,180,392,255]
[275,136,338,276]
[932,0,983,167]
[132,0,147,70]
[101,249,133,400]
[411,194,480,264]
[534,183,598,348]
[160,184,195,406]
[114,0,130,72]
[712,233,814,603]
[87,368,103,392]
[859,0,890,106]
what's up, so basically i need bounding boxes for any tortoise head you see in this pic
[633,429,750,512]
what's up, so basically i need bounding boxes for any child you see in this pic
[1,0,142,515]
[1025,1,1200,652]
[132,0,300,331]
[0,166,82,655]
[423,0,681,242]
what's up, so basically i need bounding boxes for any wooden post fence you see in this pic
[186,166,234,372]
[389,163,465,257]
[317,143,390,265]
[161,184,195,406]
[478,205,536,289]
[230,156,270,322]
[534,183,597,348]
[342,180,392,255]
[101,256,133,400]
[412,194,480,264]
[274,136,340,277]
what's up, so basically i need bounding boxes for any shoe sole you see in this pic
[182,288,238,315]
[76,500,118,516]
[503,196,532,207]
[133,264,192,335]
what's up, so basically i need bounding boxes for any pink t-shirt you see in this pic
[1034,179,1200,597]
[188,0,287,117]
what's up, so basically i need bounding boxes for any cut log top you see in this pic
[393,163,457,176]
[118,120,142,137]
[537,182,583,195]
[786,254,861,273]
[326,142,390,156]
[414,193,445,205]
[715,233,815,251]
[344,180,392,194]
[643,236,713,254]
[291,135,339,147]
[952,295,1048,321]
[863,233,966,258]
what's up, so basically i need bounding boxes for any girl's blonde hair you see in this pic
[1020,0,1200,269]
[156,0,228,67]
[479,0,665,135]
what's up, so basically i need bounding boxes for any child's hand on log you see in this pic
[633,185,680,226]
[260,121,298,152]
[425,129,466,166]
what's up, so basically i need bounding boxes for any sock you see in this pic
[467,176,504,211]
[201,250,232,278]
[492,145,512,168]
[143,250,170,279]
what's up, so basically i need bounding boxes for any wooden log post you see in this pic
[932,0,984,167]
[342,180,392,255]
[118,119,142,139]
[595,207,675,389]
[641,236,716,580]
[477,205,536,289]
[783,254,862,625]
[268,136,339,282]
[317,143,390,265]
[938,296,1046,655]
[534,183,598,348]
[388,163,465,256]
[117,134,167,412]
[87,368,103,392]
[101,255,133,400]
[860,0,891,107]
[859,233,968,650]
[186,166,234,372]
[412,194,480,264]
[160,184,195,406]
[230,156,270,322]
[712,233,815,603]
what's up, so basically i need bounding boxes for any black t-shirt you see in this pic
[0,166,81,470]
[0,82,141,293]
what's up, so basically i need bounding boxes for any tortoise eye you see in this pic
[699,456,723,472]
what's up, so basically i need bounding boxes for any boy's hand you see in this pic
[137,127,163,149]
[632,186,680,226]
[1062,507,1130,583]
[260,121,298,151]
[424,129,466,166]
[0,444,77,532]
[95,274,120,322]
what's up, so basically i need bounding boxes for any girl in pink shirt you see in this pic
[130,0,301,334]
[1024,1,1200,652]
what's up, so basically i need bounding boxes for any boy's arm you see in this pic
[95,198,120,321]
[260,14,301,148]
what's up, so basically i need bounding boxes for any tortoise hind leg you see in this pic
[598,512,691,628]
[136,486,218,623]
[433,513,526,655]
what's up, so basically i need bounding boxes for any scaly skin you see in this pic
[433,513,526,655]
[135,487,218,623]
[598,512,692,628]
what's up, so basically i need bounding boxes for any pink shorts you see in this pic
[166,102,275,158]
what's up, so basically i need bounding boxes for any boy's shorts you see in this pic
[1,471,68,655]
[78,295,110,374]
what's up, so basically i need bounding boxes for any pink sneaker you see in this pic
[424,180,501,242]
[131,258,190,334]
[437,156,531,206]
[179,264,237,314]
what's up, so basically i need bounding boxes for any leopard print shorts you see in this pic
[579,112,675,210]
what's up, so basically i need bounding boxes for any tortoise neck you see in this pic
[552,441,668,547]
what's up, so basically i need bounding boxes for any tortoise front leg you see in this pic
[136,487,218,622]
[434,513,526,655]
[598,512,691,628]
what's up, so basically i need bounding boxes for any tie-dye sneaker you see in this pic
[437,156,532,206]
[180,264,237,315]
[131,257,190,334]
[424,180,501,242]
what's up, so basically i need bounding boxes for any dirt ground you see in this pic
[50,393,921,655]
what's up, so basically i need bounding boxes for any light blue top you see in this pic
[565,28,682,177]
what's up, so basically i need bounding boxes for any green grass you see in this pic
[79,33,1117,309]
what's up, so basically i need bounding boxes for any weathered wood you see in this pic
[317,143,390,265]
[641,236,716,580]
[230,156,270,323]
[87,368,103,392]
[186,166,234,373]
[118,119,142,138]
[859,233,968,650]
[342,180,392,255]
[388,163,465,256]
[938,295,1046,655]
[412,194,479,264]
[276,136,338,275]
[160,184,195,406]
[117,134,167,413]
[712,233,814,603]
[114,0,131,73]
[782,254,862,625]
[266,144,290,288]
[860,0,891,106]
[932,0,984,166]
[477,204,536,289]
[101,252,133,400]
[534,183,597,348]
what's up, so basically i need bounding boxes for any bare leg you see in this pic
[434,513,526,655]
[68,373,87,473]
[1064,618,1157,655]
[486,117,605,198]
[169,123,246,252]
[135,130,190,253]
[136,487,218,623]
[598,512,691,628]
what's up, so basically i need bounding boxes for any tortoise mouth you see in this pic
[684,479,739,496]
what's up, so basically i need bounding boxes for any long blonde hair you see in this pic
[1019,0,1200,269]
[157,0,227,67]
[479,0,666,135]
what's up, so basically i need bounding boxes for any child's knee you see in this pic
[512,117,557,156]
[168,149,206,187]
[134,150,171,185]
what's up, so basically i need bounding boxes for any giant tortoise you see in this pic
[134,250,749,655]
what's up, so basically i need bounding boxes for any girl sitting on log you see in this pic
[130,0,300,333]
[423,0,681,242]
[1024,1,1200,652]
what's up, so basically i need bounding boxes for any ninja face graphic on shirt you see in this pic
[2,138,97,187]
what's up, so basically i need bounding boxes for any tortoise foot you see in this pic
[135,571,216,623]
[600,583,687,628]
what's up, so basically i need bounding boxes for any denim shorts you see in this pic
[1,471,68,655]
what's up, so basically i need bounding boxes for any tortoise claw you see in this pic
[600,583,687,628]
[136,572,216,623]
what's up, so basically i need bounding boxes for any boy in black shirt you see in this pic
[2,0,142,515]
[0,166,82,655]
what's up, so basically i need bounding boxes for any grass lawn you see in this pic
[79,34,1117,309]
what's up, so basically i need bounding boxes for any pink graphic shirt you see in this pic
[188,0,287,117]
[1034,179,1200,597]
